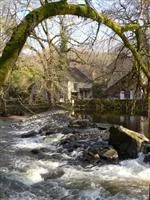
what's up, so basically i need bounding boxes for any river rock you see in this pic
[21,130,39,138]
[83,144,118,163]
[31,148,40,154]
[100,130,110,141]
[100,147,118,160]
[143,153,150,164]
[95,123,112,130]
[68,119,92,128]
[61,128,102,145]
[62,127,78,135]
[142,142,150,154]
[30,147,54,160]
[109,125,149,159]
[42,168,65,180]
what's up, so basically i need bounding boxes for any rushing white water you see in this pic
[0,111,149,200]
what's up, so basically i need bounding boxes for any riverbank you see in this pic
[0,104,68,121]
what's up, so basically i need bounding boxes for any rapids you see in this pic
[0,111,149,200]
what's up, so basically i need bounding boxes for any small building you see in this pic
[68,67,93,102]
[104,55,143,99]
[105,72,143,99]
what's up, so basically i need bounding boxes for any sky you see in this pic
[1,0,121,55]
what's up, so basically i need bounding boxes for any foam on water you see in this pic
[61,155,150,184]
[138,168,150,182]
[7,173,37,186]
[13,136,44,149]
[12,133,150,195]
[43,133,65,144]
[24,167,46,184]
[9,159,66,186]
[56,153,149,200]
[1,152,149,199]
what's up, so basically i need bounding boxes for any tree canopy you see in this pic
[0,0,149,91]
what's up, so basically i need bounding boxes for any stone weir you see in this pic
[20,116,150,166]
[61,119,149,165]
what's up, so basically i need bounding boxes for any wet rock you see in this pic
[68,119,92,128]
[39,125,61,136]
[31,148,40,154]
[61,139,92,152]
[20,130,39,138]
[83,144,118,163]
[61,128,102,144]
[42,168,64,180]
[60,128,105,153]
[30,148,52,160]
[142,142,150,154]
[109,126,149,159]
[143,153,150,164]
[100,130,110,141]
[60,127,116,165]
[96,123,112,130]
[30,149,45,159]
[83,151,100,163]
[100,147,118,160]
[62,127,77,135]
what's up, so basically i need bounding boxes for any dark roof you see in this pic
[107,56,133,88]
[104,71,137,97]
[69,67,92,83]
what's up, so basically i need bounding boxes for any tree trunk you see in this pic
[0,88,7,116]
[47,91,52,107]
[148,81,150,118]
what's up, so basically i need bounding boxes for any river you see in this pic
[74,111,150,139]
[0,111,149,200]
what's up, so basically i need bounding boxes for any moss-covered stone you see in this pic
[75,99,147,115]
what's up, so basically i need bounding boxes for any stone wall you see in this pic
[75,99,147,115]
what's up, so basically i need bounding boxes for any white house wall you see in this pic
[68,81,75,101]
[68,81,92,101]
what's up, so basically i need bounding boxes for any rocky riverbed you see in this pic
[0,110,149,199]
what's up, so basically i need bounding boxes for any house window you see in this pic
[124,91,130,99]
[71,91,78,100]
[74,82,78,91]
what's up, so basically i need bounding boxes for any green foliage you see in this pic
[92,83,105,98]
[11,68,33,89]
[9,62,41,98]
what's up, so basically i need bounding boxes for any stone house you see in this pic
[67,67,93,102]
[28,66,93,104]
[104,55,143,99]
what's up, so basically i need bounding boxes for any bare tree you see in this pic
[101,0,150,113]
[0,0,150,114]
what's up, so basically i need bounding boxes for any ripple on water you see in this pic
[0,154,149,200]
[8,191,38,200]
